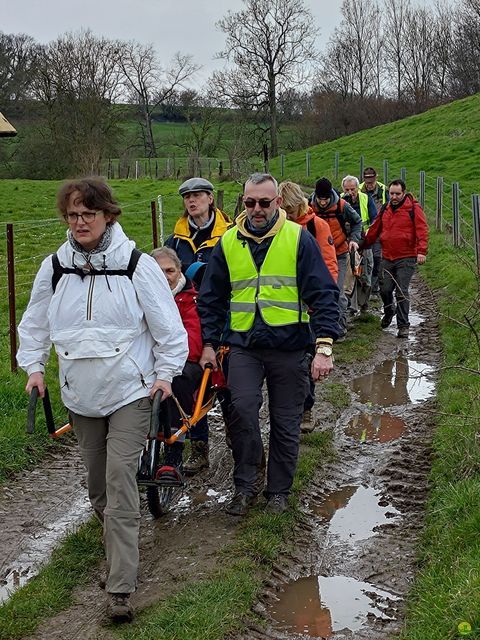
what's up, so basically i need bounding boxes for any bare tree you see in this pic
[339,0,381,98]
[383,0,411,101]
[449,0,480,97]
[31,30,123,176]
[119,43,200,158]
[214,0,318,157]
[401,6,437,111]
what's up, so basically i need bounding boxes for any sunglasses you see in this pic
[243,196,276,209]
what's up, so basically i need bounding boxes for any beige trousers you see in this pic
[71,396,151,594]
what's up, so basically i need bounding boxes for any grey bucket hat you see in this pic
[178,177,214,196]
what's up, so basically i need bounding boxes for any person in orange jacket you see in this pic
[278,181,338,434]
[278,181,338,282]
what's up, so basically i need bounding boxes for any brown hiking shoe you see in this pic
[300,409,316,434]
[183,441,209,476]
[107,593,133,623]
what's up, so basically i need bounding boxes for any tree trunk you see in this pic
[268,73,278,158]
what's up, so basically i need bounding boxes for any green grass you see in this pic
[0,520,104,640]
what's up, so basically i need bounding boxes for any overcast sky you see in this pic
[2,0,347,86]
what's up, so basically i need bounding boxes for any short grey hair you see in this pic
[245,172,278,192]
[151,246,182,270]
[342,175,359,188]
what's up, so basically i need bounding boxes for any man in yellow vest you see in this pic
[197,173,340,516]
[359,167,389,295]
[342,175,377,314]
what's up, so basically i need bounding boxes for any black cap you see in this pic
[315,177,332,199]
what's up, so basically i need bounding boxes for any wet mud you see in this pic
[0,274,440,639]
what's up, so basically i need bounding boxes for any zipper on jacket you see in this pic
[62,376,69,389]
[140,373,148,388]
[86,276,95,320]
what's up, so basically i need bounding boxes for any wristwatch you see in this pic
[316,345,333,357]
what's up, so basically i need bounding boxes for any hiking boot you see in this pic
[381,310,395,328]
[300,409,315,434]
[397,326,410,338]
[265,494,288,515]
[107,593,133,623]
[225,492,254,516]
[184,441,209,476]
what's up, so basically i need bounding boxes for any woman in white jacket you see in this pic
[17,177,188,623]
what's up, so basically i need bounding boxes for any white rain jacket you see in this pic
[17,222,188,417]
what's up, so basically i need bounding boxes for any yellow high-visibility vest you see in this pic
[221,220,309,331]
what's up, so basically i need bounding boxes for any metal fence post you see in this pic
[419,171,426,208]
[150,201,158,248]
[306,152,310,177]
[280,154,285,177]
[157,195,164,247]
[436,176,444,231]
[400,167,406,183]
[452,182,460,247]
[359,155,364,180]
[383,160,389,184]
[7,224,17,373]
[334,152,339,181]
[472,194,480,274]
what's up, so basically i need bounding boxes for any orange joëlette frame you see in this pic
[164,346,229,445]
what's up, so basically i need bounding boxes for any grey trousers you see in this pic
[380,256,417,328]
[336,252,349,331]
[71,396,151,594]
[227,346,309,498]
[349,248,374,312]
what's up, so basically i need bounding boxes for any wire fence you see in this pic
[2,162,480,372]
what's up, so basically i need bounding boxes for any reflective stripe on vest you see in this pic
[221,220,309,331]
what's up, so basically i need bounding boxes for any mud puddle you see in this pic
[269,574,400,638]
[312,485,400,541]
[0,443,91,603]
[345,413,407,443]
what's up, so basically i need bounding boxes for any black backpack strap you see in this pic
[126,248,142,279]
[335,200,349,238]
[306,217,317,239]
[51,248,142,292]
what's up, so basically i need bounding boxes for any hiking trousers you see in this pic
[71,396,151,594]
[227,346,309,498]
[380,256,417,328]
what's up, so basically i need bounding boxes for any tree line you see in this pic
[1,0,480,179]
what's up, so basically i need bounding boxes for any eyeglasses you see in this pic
[63,211,98,224]
[243,196,276,209]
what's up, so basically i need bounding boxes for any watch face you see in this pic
[317,346,332,357]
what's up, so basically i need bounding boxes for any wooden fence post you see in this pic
[306,152,310,178]
[7,224,17,373]
[217,189,224,211]
[334,152,339,181]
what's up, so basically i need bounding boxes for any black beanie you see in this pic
[315,177,332,199]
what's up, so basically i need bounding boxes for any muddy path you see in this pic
[0,275,440,639]
[233,275,440,640]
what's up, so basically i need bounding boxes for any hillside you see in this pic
[270,93,480,195]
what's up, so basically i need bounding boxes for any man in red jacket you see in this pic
[361,179,429,338]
